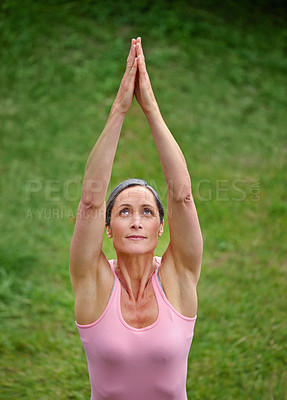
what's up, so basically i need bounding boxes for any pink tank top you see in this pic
[76,257,197,400]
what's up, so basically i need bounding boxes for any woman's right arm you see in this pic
[69,109,126,278]
[69,40,138,322]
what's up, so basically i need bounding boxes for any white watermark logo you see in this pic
[25,177,261,220]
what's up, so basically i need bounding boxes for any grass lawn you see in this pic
[1,1,286,399]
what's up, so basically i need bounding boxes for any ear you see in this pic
[106,225,113,239]
[158,221,164,237]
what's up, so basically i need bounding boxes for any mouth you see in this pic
[126,235,146,241]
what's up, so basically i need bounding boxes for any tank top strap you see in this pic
[108,259,117,275]
[154,256,162,271]
[107,260,118,302]
[153,256,165,294]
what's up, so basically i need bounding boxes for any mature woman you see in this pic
[69,37,203,400]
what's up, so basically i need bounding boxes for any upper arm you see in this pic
[165,189,203,283]
[69,196,107,286]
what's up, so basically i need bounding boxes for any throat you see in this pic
[122,275,153,302]
[120,282,159,329]
[115,265,156,302]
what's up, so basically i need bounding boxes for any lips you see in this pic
[126,235,146,240]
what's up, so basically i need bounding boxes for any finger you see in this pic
[126,40,135,62]
[137,54,147,75]
[136,43,144,61]
[136,38,145,59]
[126,39,133,60]
[127,56,138,81]
[126,39,136,68]
[131,56,138,76]
[126,45,136,71]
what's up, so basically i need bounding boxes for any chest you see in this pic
[119,283,159,329]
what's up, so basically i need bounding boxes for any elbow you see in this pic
[183,191,193,204]
[81,187,105,210]
[170,185,193,203]
[81,176,107,209]
[168,175,192,203]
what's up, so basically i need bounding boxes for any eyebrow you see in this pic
[117,203,156,209]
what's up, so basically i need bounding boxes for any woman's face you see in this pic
[107,186,163,255]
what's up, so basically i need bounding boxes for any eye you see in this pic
[143,208,153,216]
[120,208,130,216]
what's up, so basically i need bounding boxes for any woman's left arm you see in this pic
[135,38,203,284]
[147,107,203,283]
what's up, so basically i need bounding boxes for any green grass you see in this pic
[1,1,286,399]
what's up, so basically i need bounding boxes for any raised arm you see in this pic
[135,38,203,285]
[69,40,138,323]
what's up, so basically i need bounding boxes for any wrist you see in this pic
[110,103,127,118]
[144,102,161,120]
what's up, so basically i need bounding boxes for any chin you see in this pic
[115,241,158,256]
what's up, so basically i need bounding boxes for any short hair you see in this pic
[106,178,164,226]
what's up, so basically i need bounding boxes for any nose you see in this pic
[130,214,143,230]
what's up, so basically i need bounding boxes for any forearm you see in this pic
[146,107,191,201]
[82,106,125,207]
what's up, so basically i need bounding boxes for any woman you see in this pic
[69,37,203,400]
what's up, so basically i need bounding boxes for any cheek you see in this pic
[110,218,127,235]
[149,220,161,235]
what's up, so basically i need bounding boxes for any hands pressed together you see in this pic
[113,37,158,115]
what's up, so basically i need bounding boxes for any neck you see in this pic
[115,253,157,302]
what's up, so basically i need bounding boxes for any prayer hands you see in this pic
[113,37,157,115]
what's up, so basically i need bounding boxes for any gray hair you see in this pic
[106,178,164,226]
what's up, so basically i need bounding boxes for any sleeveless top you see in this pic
[76,257,197,400]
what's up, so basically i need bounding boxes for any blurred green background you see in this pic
[0,0,286,398]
